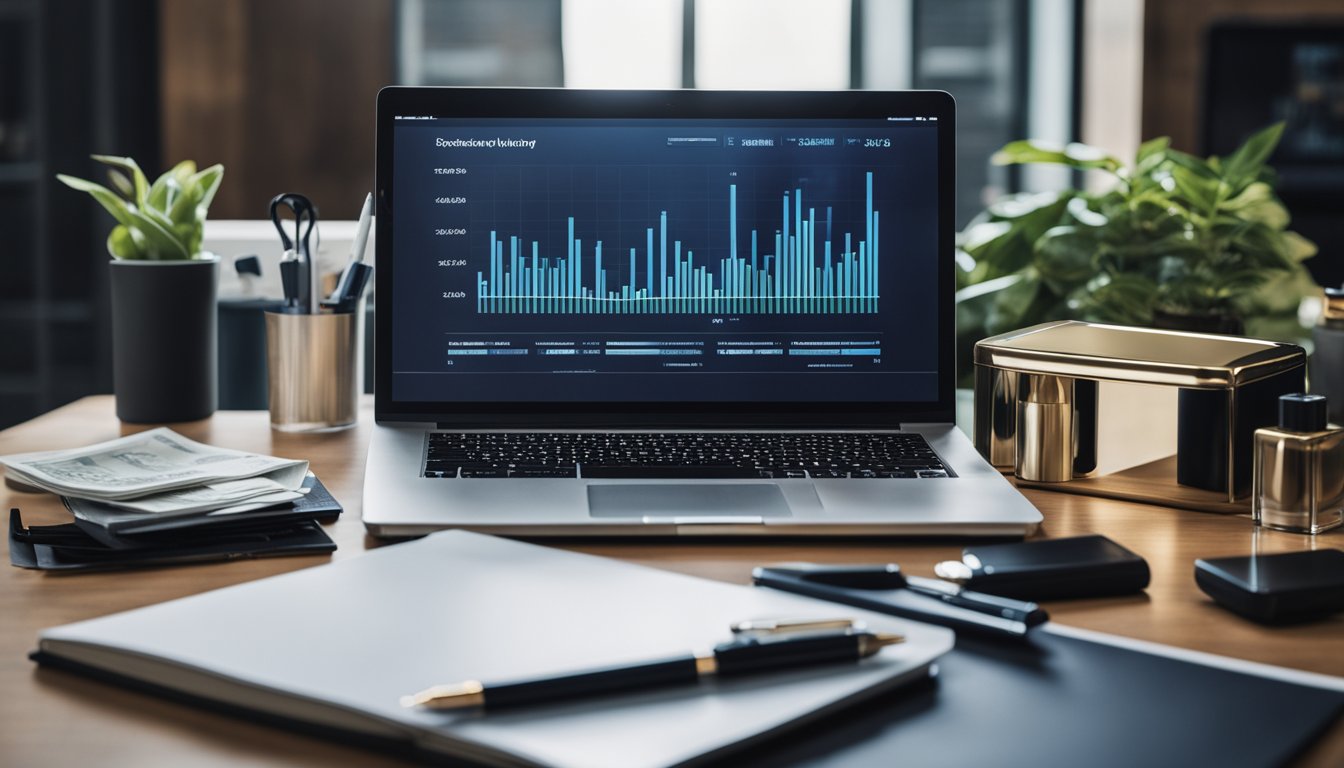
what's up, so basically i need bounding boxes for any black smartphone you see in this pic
[935,535,1150,601]
[1195,549,1344,624]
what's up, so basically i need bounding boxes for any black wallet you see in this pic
[934,535,1151,601]
[1195,550,1344,624]
[9,474,342,572]
[9,510,336,572]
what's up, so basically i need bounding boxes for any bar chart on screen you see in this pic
[474,171,882,316]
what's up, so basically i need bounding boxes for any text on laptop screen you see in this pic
[390,117,940,404]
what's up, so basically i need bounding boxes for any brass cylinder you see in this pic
[265,310,363,432]
[1016,374,1074,482]
[974,366,1019,468]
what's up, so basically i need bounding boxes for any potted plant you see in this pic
[58,156,224,423]
[955,123,1317,381]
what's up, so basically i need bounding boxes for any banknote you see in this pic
[0,428,309,505]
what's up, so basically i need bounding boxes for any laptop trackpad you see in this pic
[587,484,792,518]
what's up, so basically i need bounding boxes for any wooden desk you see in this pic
[2,397,1341,766]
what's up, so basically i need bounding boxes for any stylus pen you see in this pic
[401,629,903,711]
[323,193,375,312]
[348,192,373,265]
[902,574,1044,625]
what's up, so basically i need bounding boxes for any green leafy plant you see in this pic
[57,155,224,260]
[955,123,1317,379]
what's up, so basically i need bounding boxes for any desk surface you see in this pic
[2,396,1341,766]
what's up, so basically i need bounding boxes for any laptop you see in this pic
[363,87,1041,537]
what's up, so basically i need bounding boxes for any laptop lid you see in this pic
[374,88,955,428]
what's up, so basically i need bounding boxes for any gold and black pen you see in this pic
[401,626,903,711]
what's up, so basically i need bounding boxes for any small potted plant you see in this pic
[955,123,1317,381]
[58,156,224,423]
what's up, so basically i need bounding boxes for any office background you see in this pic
[1,0,1341,430]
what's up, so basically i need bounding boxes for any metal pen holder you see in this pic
[264,309,363,432]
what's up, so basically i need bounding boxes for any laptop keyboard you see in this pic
[423,432,950,479]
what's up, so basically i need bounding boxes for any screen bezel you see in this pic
[375,87,956,428]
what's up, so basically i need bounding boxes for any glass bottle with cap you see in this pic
[1310,287,1344,425]
[1252,393,1344,535]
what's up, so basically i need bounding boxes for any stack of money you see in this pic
[1,428,310,521]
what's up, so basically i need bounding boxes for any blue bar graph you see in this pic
[477,172,880,315]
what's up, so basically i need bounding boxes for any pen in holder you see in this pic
[264,307,363,432]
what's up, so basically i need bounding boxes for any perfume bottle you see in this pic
[1310,287,1344,425]
[1252,393,1344,535]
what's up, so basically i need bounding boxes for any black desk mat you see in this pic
[733,626,1344,768]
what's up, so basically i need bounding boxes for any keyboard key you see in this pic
[460,468,507,478]
[509,466,578,478]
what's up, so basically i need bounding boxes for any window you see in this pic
[396,0,1077,226]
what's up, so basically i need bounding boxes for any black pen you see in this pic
[752,563,1047,639]
[902,573,1043,624]
[322,193,374,313]
[401,628,902,711]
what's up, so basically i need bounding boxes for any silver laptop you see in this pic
[363,87,1040,537]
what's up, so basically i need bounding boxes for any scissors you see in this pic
[269,193,319,313]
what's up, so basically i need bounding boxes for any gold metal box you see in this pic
[973,320,1306,513]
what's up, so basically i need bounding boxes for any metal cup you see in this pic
[264,309,363,432]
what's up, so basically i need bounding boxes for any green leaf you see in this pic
[1129,196,1191,238]
[56,174,136,228]
[1034,225,1101,291]
[1065,197,1107,228]
[1136,136,1169,165]
[107,170,135,201]
[1081,272,1156,325]
[147,173,172,211]
[125,206,190,259]
[168,159,197,187]
[1236,263,1317,317]
[987,271,1045,334]
[1170,166,1219,211]
[106,224,140,259]
[168,180,203,225]
[959,221,1012,252]
[1224,222,1297,271]
[1222,182,1289,228]
[1222,122,1284,188]
[91,154,149,205]
[1135,137,1170,177]
[1281,231,1318,263]
[191,164,224,213]
[964,193,1073,281]
[969,227,1036,279]
[987,191,1062,219]
[143,200,177,232]
[956,272,1025,305]
[1166,149,1218,180]
[992,140,1122,173]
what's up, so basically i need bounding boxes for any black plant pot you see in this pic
[108,258,219,423]
[1150,307,1245,336]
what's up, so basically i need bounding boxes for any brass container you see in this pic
[973,321,1306,513]
[1016,374,1074,482]
[265,310,363,432]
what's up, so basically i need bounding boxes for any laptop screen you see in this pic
[376,90,954,424]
